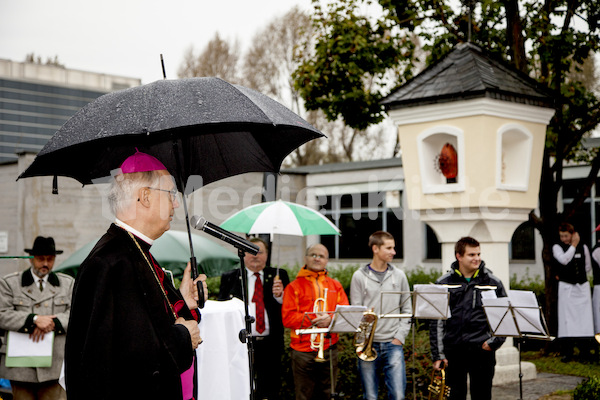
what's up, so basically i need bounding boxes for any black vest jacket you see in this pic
[556,242,588,284]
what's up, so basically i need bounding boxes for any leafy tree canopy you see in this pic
[295,0,600,145]
[294,0,600,333]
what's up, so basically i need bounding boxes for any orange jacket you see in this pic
[282,267,349,352]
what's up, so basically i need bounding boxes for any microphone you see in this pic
[190,215,259,255]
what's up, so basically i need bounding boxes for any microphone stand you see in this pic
[236,248,257,400]
[189,214,260,400]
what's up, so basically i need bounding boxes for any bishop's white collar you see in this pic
[115,218,155,245]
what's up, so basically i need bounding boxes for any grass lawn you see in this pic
[522,351,600,379]
[519,350,600,398]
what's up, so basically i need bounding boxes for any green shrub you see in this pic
[406,267,443,288]
[211,263,550,399]
[573,376,600,400]
[206,276,221,300]
[510,270,545,296]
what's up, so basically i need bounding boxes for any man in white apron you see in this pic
[552,223,595,362]
[588,224,600,352]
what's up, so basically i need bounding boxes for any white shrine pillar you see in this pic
[388,97,555,385]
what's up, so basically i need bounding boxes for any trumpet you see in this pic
[354,309,378,361]
[310,288,328,363]
[428,363,450,400]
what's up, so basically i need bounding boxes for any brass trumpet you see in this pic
[428,363,450,400]
[310,288,328,362]
[354,309,378,361]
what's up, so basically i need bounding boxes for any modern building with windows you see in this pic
[0,58,140,266]
[0,58,140,164]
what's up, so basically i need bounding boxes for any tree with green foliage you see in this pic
[293,0,600,334]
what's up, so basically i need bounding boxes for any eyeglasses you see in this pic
[147,187,178,202]
[308,254,327,260]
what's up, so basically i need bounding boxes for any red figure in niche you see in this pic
[438,143,457,183]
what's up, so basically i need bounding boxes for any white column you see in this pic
[424,214,537,385]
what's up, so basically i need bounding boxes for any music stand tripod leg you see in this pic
[412,318,416,400]
[518,338,523,400]
[329,342,335,399]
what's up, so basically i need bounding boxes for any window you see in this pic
[425,224,441,260]
[318,192,403,259]
[562,178,588,200]
[510,221,535,260]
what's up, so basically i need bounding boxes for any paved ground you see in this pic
[477,373,585,400]
[0,373,586,400]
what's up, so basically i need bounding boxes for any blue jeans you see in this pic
[357,341,406,400]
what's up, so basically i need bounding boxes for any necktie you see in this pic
[252,272,265,334]
[39,279,44,291]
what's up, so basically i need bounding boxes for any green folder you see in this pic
[5,331,53,368]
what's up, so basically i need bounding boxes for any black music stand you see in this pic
[482,290,553,400]
[295,305,368,399]
[377,286,450,400]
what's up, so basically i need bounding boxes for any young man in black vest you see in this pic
[552,222,595,361]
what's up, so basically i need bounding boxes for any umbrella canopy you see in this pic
[220,200,340,237]
[55,230,239,278]
[17,77,322,307]
[17,77,323,193]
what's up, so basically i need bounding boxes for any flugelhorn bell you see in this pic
[354,309,378,362]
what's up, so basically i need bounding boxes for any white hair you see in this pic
[108,171,162,217]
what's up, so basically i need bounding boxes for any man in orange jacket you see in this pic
[282,243,349,400]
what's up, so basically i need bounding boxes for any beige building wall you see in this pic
[0,153,307,276]
[400,114,547,211]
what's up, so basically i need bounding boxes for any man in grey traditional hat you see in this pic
[0,236,73,400]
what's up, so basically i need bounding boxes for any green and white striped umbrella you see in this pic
[55,230,239,278]
[220,200,340,237]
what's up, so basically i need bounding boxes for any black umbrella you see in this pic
[17,77,323,310]
[18,77,322,193]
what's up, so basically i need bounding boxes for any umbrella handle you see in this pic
[190,256,205,309]
[171,137,204,309]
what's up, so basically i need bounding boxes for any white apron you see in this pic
[593,285,600,334]
[557,281,594,337]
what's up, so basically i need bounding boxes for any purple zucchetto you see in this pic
[119,149,167,174]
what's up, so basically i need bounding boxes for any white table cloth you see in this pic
[197,298,250,400]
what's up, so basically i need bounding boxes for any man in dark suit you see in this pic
[218,237,290,400]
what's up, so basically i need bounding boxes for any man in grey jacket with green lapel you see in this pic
[0,236,73,400]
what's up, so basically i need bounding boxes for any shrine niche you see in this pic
[417,126,464,194]
[496,123,533,192]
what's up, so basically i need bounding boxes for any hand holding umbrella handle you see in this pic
[189,256,205,309]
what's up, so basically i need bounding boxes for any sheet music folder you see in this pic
[482,290,553,340]
[412,284,450,320]
[295,305,367,335]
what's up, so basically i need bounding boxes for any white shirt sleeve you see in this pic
[552,243,575,265]
[592,246,600,267]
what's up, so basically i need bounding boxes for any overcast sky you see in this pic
[1,0,313,84]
